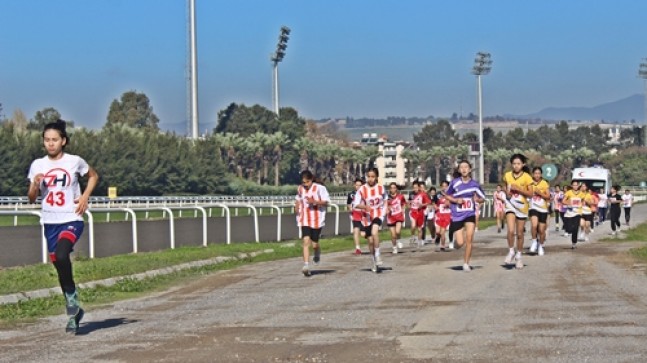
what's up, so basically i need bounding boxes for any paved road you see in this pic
[1,205,646,362]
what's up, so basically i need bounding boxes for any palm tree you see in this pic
[428,146,445,186]
[249,132,269,184]
[270,132,289,186]
[487,148,509,184]
[294,137,314,171]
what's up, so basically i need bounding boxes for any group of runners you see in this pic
[296,152,638,276]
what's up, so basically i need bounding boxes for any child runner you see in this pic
[435,181,452,251]
[347,178,365,255]
[493,184,506,233]
[28,119,99,334]
[622,189,634,226]
[528,167,551,256]
[386,182,407,254]
[443,160,485,271]
[502,153,533,269]
[408,181,420,246]
[597,188,608,225]
[552,185,564,231]
[355,168,387,272]
[562,180,584,249]
[409,181,432,249]
[295,170,330,277]
[426,186,438,244]
[578,183,594,241]
[608,185,623,236]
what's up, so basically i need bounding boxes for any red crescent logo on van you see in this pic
[578,172,584,177]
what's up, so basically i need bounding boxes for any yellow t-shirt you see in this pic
[563,190,585,217]
[529,179,550,213]
[503,171,533,215]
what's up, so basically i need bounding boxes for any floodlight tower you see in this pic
[639,58,647,146]
[271,26,290,116]
[472,52,492,184]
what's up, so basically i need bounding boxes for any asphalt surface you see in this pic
[1,205,646,362]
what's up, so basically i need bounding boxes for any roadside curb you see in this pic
[0,249,275,306]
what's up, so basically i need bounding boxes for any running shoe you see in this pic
[609,231,617,236]
[371,259,378,273]
[65,308,84,334]
[397,241,404,249]
[538,244,545,256]
[375,254,383,266]
[392,246,398,255]
[529,239,538,253]
[409,236,416,247]
[555,226,560,232]
[515,253,524,269]
[302,264,311,277]
[448,242,455,250]
[463,263,471,272]
[571,243,577,249]
[504,250,515,265]
[584,237,589,242]
[354,248,362,255]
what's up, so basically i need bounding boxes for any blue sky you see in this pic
[1,0,646,133]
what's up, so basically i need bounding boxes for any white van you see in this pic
[571,167,612,195]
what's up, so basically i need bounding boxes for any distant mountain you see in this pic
[515,94,644,122]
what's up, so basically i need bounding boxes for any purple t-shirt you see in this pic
[446,177,485,222]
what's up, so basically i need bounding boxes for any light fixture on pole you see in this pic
[639,58,647,146]
[271,26,290,115]
[472,51,492,184]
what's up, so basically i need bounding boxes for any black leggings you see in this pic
[609,209,621,232]
[53,238,76,295]
[564,215,581,244]
[624,207,631,223]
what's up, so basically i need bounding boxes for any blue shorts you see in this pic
[44,221,84,262]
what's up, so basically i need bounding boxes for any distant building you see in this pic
[376,138,408,186]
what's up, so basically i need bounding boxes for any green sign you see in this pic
[542,163,558,181]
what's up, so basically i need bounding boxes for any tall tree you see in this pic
[29,107,62,130]
[106,91,160,130]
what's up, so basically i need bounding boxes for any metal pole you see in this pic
[477,75,485,184]
[189,0,199,139]
[273,63,280,115]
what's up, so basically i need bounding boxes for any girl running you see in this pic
[409,182,431,249]
[386,182,407,254]
[443,160,486,271]
[435,180,452,251]
[562,180,584,249]
[295,170,331,277]
[426,186,438,244]
[552,185,564,231]
[28,119,99,334]
[608,185,623,235]
[355,168,387,272]
[579,183,596,241]
[493,184,506,233]
[528,167,551,256]
[622,189,634,226]
[347,178,365,255]
[502,153,533,269]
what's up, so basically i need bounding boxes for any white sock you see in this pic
[509,247,515,254]
[515,251,522,258]
[375,247,380,257]
[355,244,360,249]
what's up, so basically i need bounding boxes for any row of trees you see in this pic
[1,93,645,197]
[408,120,646,186]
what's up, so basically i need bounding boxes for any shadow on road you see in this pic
[310,269,336,276]
[76,317,138,336]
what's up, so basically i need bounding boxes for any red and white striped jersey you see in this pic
[355,183,387,226]
[295,183,330,229]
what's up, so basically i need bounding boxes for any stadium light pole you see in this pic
[472,52,492,185]
[639,58,647,146]
[271,26,290,115]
